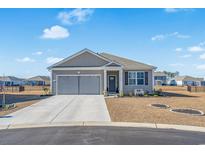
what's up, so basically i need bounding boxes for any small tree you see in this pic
[43,87,49,95]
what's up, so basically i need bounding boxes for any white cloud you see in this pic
[151,35,165,41]
[41,25,69,39]
[165,8,194,13]
[200,53,205,60]
[16,57,35,63]
[169,63,184,67]
[175,48,182,52]
[58,8,94,25]
[187,46,205,52]
[187,41,205,52]
[151,32,190,41]
[46,57,63,64]
[32,51,43,55]
[196,64,205,70]
[181,54,192,58]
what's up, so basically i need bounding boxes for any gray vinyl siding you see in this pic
[51,69,154,95]
[56,51,109,67]
[52,70,104,95]
[123,70,153,95]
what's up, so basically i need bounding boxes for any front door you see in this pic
[108,76,116,92]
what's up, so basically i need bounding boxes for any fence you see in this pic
[0,86,24,92]
[187,86,205,92]
[23,85,50,91]
[154,86,188,91]
[0,85,50,93]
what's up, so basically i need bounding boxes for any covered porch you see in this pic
[104,67,123,95]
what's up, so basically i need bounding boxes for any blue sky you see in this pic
[0,8,205,78]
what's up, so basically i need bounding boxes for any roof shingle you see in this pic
[100,52,156,70]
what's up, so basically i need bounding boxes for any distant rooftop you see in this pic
[0,76,25,82]
[174,76,204,82]
[27,76,50,81]
[153,71,168,77]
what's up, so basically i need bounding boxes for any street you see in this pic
[0,126,205,145]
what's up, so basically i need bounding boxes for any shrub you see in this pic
[129,92,133,97]
[103,91,108,96]
[43,87,49,95]
[4,103,16,110]
[119,91,124,97]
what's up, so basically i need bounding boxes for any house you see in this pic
[26,76,50,86]
[168,76,204,86]
[201,81,205,86]
[48,48,157,95]
[0,76,25,86]
[153,71,168,85]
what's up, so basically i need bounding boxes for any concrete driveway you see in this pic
[0,95,111,126]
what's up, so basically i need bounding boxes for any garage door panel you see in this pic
[58,76,78,95]
[79,76,100,95]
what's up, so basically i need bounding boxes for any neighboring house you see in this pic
[153,71,168,85]
[48,48,157,95]
[0,76,25,86]
[201,81,205,86]
[168,76,204,86]
[26,76,50,86]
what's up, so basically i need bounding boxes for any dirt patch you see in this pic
[106,91,205,127]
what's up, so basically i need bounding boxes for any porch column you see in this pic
[50,70,52,94]
[119,69,123,94]
[152,69,155,89]
[104,69,107,93]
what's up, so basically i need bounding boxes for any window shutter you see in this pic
[145,72,148,85]
[125,72,128,85]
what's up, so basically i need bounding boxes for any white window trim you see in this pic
[128,71,145,86]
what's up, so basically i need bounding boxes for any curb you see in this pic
[1,122,205,133]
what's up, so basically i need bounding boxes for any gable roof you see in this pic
[100,52,157,70]
[48,48,112,70]
[153,71,168,77]
[48,48,157,70]
[0,76,24,82]
[27,76,50,81]
[174,76,204,82]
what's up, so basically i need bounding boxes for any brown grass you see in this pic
[106,91,205,127]
[0,100,38,116]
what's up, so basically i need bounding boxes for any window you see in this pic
[128,71,144,85]
[128,72,136,85]
[137,72,144,85]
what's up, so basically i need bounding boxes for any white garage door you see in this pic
[57,75,100,95]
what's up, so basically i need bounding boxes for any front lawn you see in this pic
[106,91,205,127]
